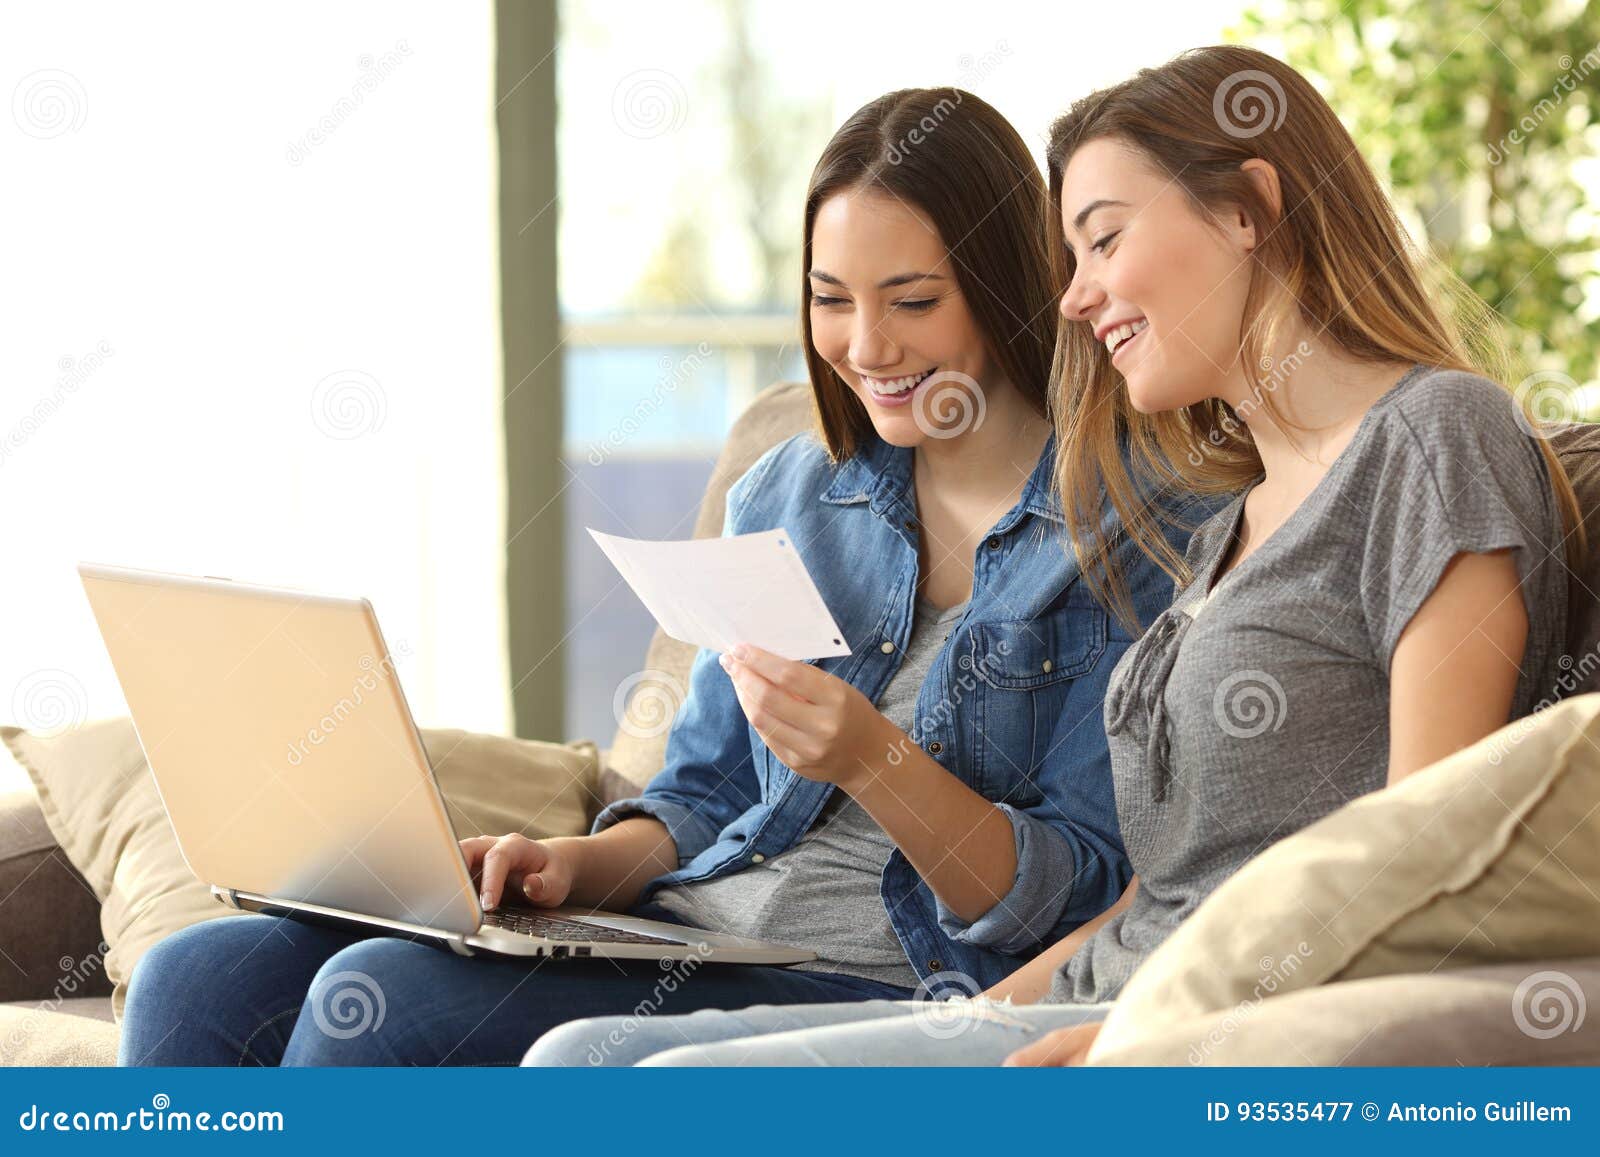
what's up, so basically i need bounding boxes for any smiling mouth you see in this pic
[861,367,938,396]
[1105,318,1149,359]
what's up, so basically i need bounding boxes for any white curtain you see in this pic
[0,1,510,743]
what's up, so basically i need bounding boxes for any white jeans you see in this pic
[521,996,1115,1067]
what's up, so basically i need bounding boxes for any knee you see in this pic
[126,916,267,1012]
[522,1016,643,1068]
[283,937,426,1065]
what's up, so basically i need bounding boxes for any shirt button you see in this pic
[880,640,895,654]
[1042,659,1053,673]
[986,535,1001,550]
[927,741,943,755]
[928,958,943,971]
[750,853,765,864]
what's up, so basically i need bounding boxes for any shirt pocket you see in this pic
[965,605,1109,800]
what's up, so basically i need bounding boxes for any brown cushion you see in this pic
[2,717,598,1019]
[1550,422,1600,693]
[0,790,112,1005]
[602,380,819,796]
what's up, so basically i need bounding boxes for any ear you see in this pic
[1232,158,1282,252]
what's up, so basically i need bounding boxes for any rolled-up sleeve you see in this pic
[931,800,1092,954]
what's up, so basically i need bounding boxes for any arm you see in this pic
[722,613,1131,945]
[1386,548,1528,785]
[553,816,679,911]
[718,644,1013,921]
[981,877,1138,1004]
[843,735,1017,924]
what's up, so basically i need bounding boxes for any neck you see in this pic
[1218,327,1411,490]
[912,381,1051,503]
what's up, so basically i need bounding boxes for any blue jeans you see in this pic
[523,997,1115,1066]
[117,910,912,1067]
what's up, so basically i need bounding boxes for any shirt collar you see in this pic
[820,426,1064,526]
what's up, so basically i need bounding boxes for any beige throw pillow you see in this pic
[1088,692,1600,1062]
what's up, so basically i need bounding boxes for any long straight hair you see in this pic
[802,88,1057,460]
[1044,45,1585,631]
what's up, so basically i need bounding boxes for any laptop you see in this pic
[77,562,814,966]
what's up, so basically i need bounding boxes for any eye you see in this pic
[809,293,848,307]
[1090,230,1121,254]
[892,298,938,312]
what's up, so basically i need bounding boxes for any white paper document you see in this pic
[587,527,852,660]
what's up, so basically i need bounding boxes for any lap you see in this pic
[639,999,1114,1067]
[282,932,909,1066]
[523,998,917,1067]
[128,912,914,1067]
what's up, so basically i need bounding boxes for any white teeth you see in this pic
[1105,318,1149,355]
[865,368,935,394]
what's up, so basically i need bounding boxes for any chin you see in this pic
[867,415,929,448]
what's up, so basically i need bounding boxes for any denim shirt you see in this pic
[594,427,1214,992]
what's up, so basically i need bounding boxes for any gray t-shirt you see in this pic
[1049,363,1570,1003]
[651,595,968,989]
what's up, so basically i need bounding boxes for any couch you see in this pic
[3,380,1599,1066]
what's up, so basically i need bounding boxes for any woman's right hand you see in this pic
[459,834,580,911]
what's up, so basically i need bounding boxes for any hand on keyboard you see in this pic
[459,833,577,911]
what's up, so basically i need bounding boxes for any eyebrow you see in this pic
[808,270,948,289]
[1070,198,1131,233]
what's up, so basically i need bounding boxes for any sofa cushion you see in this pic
[1090,956,1600,1066]
[602,380,818,798]
[0,789,112,1005]
[1549,422,1600,693]
[1088,692,1600,1061]
[0,1003,120,1067]
[2,718,598,1019]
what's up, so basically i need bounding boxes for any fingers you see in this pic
[1002,1023,1100,1067]
[458,835,496,875]
[724,644,819,701]
[477,834,547,911]
[721,654,813,732]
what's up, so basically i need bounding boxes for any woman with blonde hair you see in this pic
[523,43,1583,1067]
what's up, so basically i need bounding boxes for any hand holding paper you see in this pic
[587,527,852,660]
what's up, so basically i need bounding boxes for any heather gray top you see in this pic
[652,594,969,989]
[1049,364,1570,1003]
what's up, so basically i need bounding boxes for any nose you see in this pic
[1059,269,1104,324]
[849,310,899,373]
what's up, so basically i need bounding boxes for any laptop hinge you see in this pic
[211,884,243,910]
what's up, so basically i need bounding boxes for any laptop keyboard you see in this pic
[481,908,684,946]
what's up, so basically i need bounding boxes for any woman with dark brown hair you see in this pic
[527,44,1580,1067]
[121,87,1200,1067]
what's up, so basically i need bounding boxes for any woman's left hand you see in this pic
[1002,1022,1103,1067]
[719,643,897,789]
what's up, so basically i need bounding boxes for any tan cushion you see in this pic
[602,379,819,797]
[1088,692,1600,1062]
[1,717,598,1019]
[1090,956,1600,1066]
[0,1004,121,1067]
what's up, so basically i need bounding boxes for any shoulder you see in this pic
[1354,364,1552,497]
[1369,365,1532,455]
[725,431,839,529]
